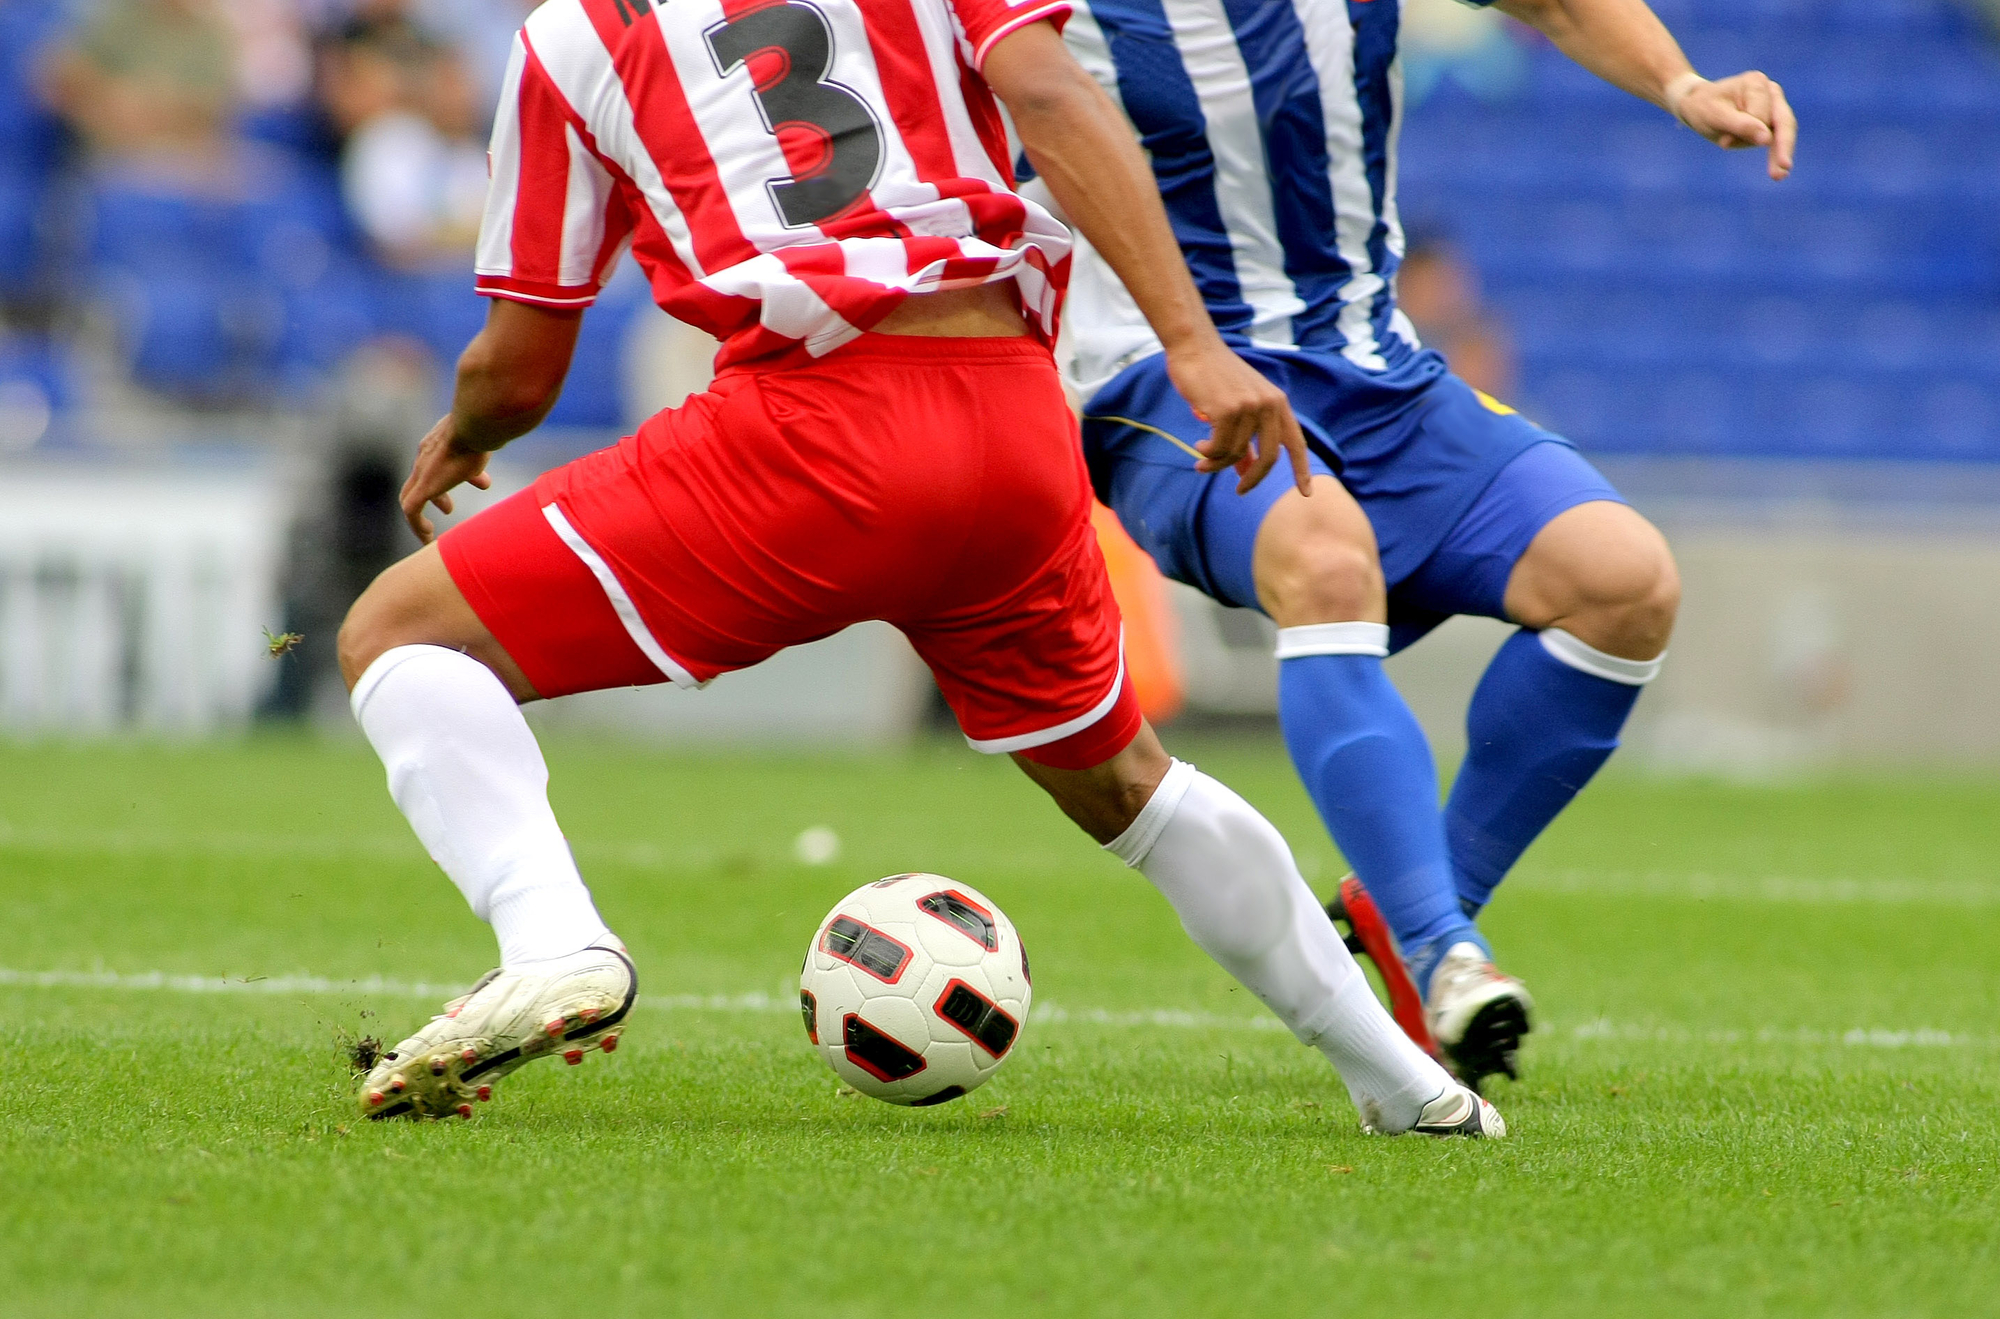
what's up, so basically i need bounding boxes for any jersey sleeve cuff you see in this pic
[972,2,1072,71]
[474,274,601,307]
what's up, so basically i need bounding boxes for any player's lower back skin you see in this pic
[873,284,1031,339]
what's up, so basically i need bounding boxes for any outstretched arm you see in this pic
[983,21,1310,496]
[400,299,584,543]
[1496,0,1796,180]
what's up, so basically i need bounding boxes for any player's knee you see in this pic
[1627,546,1682,642]
[336,585,395,692]
[1255,524,1384,627]
[336,557,434,690]
[1520,511,1680,659]
[1581,529,1678,657]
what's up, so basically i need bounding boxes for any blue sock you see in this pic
[1445,628,1655,916]
[1276,628,1478,976]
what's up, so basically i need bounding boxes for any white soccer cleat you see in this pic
[1425,941,1534,1091]
[358,942,637,1120]
[1408,1084,1507,1138]
[1359,1082,1506,1137]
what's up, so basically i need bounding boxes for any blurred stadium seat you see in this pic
[0,0,68,302]
[1403,0,2000,460]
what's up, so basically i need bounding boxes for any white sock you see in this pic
[1105,759,1451,1132]
[351,644,612,968]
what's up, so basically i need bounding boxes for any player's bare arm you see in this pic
[400,300,584,543]
[1497,0,1796,180]
[983,21,1310,497]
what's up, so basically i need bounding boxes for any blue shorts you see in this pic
[1080,349,1626,653]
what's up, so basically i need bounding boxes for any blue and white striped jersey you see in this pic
[1054,0,1484,394]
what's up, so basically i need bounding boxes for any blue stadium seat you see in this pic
[79,148,372,400]
[0,173,45,292]
[0,1,69,298]
[1404,1,2000,460]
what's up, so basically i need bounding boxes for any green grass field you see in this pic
[2,734,1996,1317]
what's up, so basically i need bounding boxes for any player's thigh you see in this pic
[338,543,536,700]
[1504,500,1681,656]
[1252,473,1386,627]
[1085,358,1344,615]
[1389,440,1630,638]
[907,512,1150,835]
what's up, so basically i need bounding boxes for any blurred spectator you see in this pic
[224,0,314,115]
[320,14,486,270]
[42,0,237,182]
[407,0,536,108]
[1397,234,1515,402]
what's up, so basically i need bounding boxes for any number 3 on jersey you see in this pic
[706,3,885,228]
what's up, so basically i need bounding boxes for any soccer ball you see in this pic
[800,873,1031,1106]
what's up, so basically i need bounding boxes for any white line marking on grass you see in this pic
[1560,1017,1993,1050]
[1514,869,2000,907]
[1,968,1992,1050]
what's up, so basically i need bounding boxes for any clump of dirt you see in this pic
[347,1035,383,1075]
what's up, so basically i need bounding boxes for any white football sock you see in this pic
[351,644,612,969]
[1105,759,1452,1132]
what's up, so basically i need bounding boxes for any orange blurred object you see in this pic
[1091,501,1185,724]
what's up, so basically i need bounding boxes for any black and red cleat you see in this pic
[1325,875,1441,1063]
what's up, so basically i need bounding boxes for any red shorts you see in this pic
[440,333,1141,769]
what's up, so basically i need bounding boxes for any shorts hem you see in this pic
[539,502,705,689]
[962,637,1127,755]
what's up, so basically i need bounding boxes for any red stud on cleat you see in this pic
[579,1007,599,1023]
[456,1104,474,1119]
[545,1019,566,1037]
[461,1047,478,1063]
[429,1058,447,1076]
[476,1085,492,1102]
[600,1035,619,1054]
[563,1048,584,1065]
[367,1091,385,1107]
[388,1076,406,1093]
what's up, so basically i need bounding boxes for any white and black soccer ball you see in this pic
[800,874,1031,1106]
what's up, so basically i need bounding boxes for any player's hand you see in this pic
[401,414,494,544]
[1165,342,1312,496]
[1666,71,1796,181]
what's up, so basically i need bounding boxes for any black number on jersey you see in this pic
[612,0,651,26]
[705,2,884,228]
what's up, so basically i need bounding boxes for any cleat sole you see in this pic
[1444,995,1532,1094]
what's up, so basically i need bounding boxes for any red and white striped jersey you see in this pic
[475,0,1073,370]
